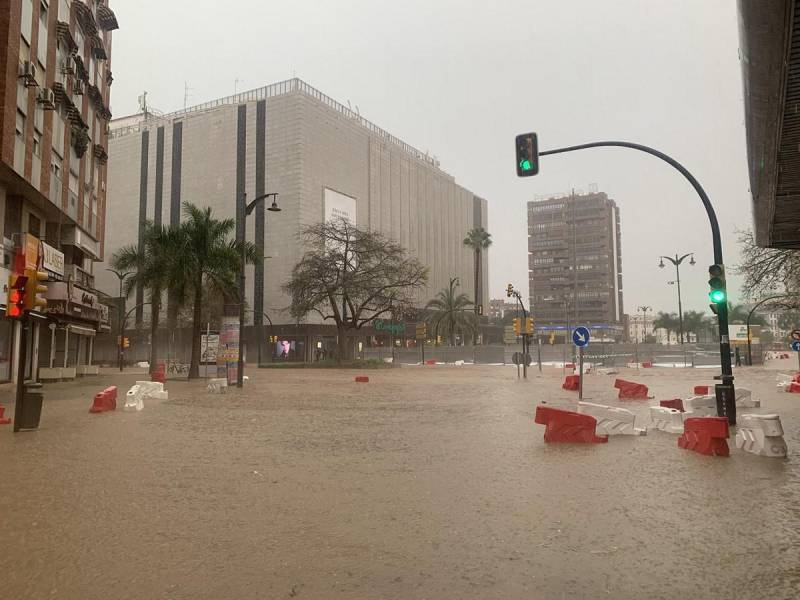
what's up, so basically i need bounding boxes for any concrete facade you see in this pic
[99,79,489,326]
[527,191,623,329]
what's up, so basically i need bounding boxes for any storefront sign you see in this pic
[99,303,109,324]
[18,233,40,270]
[373,319,406,335]
[42,242,65,276]
[44,281,100,321]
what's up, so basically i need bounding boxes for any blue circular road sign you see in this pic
[572,326,590,348]
[792,340,800,352]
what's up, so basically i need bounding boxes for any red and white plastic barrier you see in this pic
[659,399,685,412]
[735,387,760,408]
[562,375,580,391]
[649,406,684,434]
[735,414,787,457]
[683,395,717,416]
[355,376,369,383]
[534,405,608,443]
[89,386,118,413]
[578,401,645,436]
[0,405,10,425]
[614,379,649,400]
[678,417,730,457]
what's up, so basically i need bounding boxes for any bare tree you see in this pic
[283,219,428,361]
[735,229,800,298]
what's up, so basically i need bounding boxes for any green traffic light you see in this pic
[520,159,532,171]
[710,289,726,304]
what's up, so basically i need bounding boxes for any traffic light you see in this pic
[515,133,539,177]
[123,337,130,348]
[513,317,521,335]
[506,283,513,298]
[477,304,483,316]
[6,274,28,319]
[24,268,48,312]
[524,317,534,334]
[708,264,726,305]
[548,331,556,345]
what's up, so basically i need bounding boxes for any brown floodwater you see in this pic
[0,365,798,599]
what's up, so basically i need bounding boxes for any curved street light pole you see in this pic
[106,268,132,372]
[539,141,736,423]
[237,192,280,388]
[746,295,797,366]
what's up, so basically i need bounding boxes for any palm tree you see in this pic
[682,310,710,343]
[111,222,177,373]
[168,202,259,379]
[425,277,475,346]
[463,227,492,342]
[653,311,679,344]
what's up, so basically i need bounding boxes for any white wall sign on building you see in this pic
[324,188,357,225]
[41,242,65,277]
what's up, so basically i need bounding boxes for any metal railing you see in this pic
[108,78,441,169]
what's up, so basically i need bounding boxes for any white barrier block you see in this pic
[578,401,646,436]
[735,414,787,458]
[648,406,684,434]
[149,390,168,400]
[596,368,619,376]
[626,362,642,369]
[207,378,227,394]
[735,387,760,408]
[124,385,144,411]
[135,381,164,396]
[684,395,716,416]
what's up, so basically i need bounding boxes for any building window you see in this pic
[28,214,42,237]
[38,1,49,67]
[21,0,34,44]
[59,0,70,21]
[52,151,62,178]
[33,129,42,156]
[16,110,26,139]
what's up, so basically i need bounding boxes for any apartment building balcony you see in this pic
[64,264,95,290]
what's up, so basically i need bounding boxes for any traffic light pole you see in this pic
[13,315,28,433]
[539,140,736,423]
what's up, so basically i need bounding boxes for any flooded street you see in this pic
[1,365,799,599]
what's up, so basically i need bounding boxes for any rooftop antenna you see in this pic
[138,91,148,118]
[235,78,244,95]
[183,81,193,109]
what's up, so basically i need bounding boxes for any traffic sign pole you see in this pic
[537,336,542,373]
[522,334,528,380]
[578,346,584,401]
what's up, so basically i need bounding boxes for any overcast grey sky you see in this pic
[110,0,750,317]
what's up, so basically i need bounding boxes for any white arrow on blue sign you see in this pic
[572,326,590,348]
[792,340,800,352]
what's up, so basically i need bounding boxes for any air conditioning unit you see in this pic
[61,57,75,75]
[37,87,56,110]
[19,61,37,86]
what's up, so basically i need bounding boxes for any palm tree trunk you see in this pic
[188,278,203,379]
[149,289,161,375]
[473,249,479,346]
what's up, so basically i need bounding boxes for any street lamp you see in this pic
[746,295,797,366]
[237,192,280,388]
[637,305,652,343]
[106,268,132,372]
[659,253,694,345]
